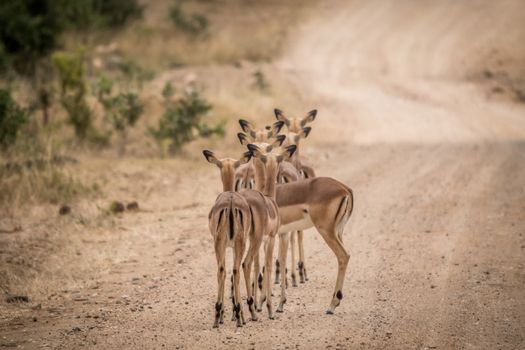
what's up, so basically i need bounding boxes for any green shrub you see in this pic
[0,43,9,75]
[0,89,29,150]
[169,2,208,36]
[0,0,64,75]
[115,59,155,90]
[94,0,143,28]
[96,74,144,154]
[162,81,175,99]
[52,49,93,140]
[148,85,224,155]
[0,0,143,75]
[253,70,269,92]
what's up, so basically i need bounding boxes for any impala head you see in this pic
[238,120,285,143]
[282,126,312,148]
[247,143,297,181]
[203,150,252,192]
[274,108,317,133]
[238,130,286,148]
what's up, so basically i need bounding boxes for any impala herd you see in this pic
[203,109,354,328]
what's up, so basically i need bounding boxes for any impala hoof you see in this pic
[325,309,334,315]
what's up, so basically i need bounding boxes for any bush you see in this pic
[52,49,93,140]
[114,59,155,90]
[96,74,144,154]
[169,2,208,36]
[94,0,143,28]
[253,70,269,92]
[0,0,143,75]
[148,85,224,155]
[0,0,64,74]
[0,89,29,150]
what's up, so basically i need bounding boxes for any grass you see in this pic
[105,0,315,70]
[0,137,90,211]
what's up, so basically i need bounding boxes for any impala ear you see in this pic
[237,132,249,145]
[239,119,257,138]
[247,143,261,155]
[203,150,222,167]
[274,108,290,126]
[293,127,311,143]
[300,109,317,126]
[300,126,312,138]
[247,144,267,162]
[267,120,285,138]
[234,151,252,168]
[238,119,253,133]
[276,144,297,163]
[272,134,286,147]
[283,145,297,159]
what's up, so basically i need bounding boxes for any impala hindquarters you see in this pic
[208,191,252,327]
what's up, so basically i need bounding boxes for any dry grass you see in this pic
[99,0,316,70]
[1,150,87,210]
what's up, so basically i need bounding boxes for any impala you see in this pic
[204,138,292,321]
[203,150,252,327]
[248,142,354,314]
[274,108,318,283]
[238,119,313,287]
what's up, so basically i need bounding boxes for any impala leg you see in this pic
[213,248,226,328]
[242,238,261,321]
[263,235,276,319]
[317,227,349,315]
[277,232,290,312]
[233,240,245,327]
[230,274,236,321]
[254,249,262,311]
[258,239,268,311]
[290,231,298,287]
[297,230,308,283]
[274,258,280,284]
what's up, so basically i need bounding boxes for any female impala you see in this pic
[245,143,298,313]
[248,142,354,314]
[237,120,312,288]
[204,138,290,321]
[274,108,318,283]
[203,150,252,327]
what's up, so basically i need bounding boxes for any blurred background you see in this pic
[1,0,524,348]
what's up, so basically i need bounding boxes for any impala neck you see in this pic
[220,166,235,192]
[262,159,279,198]
[252,158,266,192]
[290,144,301,169]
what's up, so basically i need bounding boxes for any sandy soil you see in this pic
[1,0,525,349]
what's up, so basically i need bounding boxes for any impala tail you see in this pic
[335,190,354,238]
[213,196,249,241]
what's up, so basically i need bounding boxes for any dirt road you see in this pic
[2,1,525,349]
